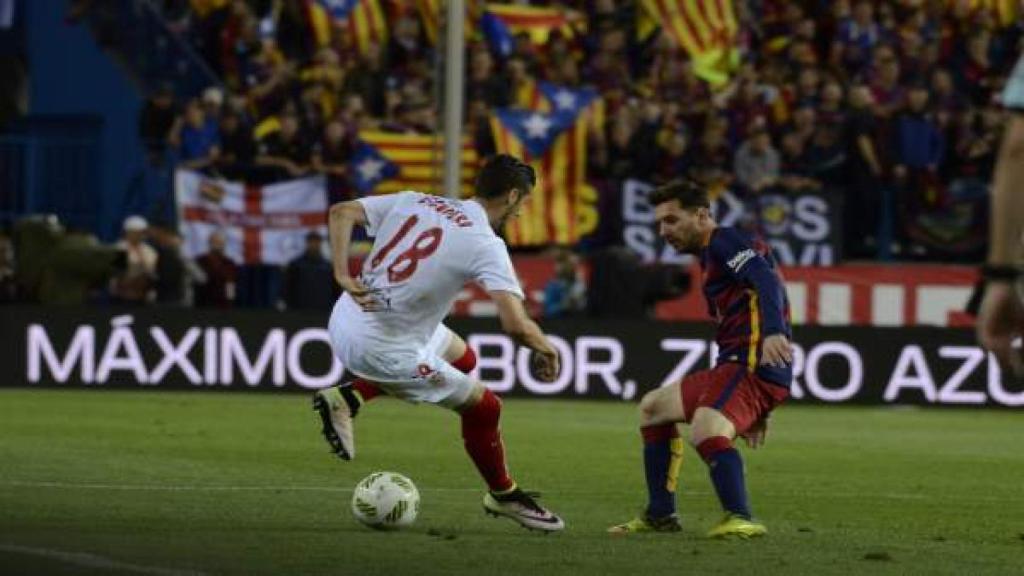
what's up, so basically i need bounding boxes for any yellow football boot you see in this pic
[706,513,767,539]
[607,514,681,534]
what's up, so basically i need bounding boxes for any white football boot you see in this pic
[312,383,360,460]
[483,488,565,533]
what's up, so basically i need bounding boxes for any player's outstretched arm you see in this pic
[490,290,560,382]
[328,200,375,309]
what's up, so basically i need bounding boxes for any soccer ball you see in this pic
[351,471,420,529]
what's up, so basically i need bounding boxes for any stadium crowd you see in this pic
[6,0,1018,309]
[136,0,1023,262]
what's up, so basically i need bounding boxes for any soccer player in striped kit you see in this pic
[610,179,793,538]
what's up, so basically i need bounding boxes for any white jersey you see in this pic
[333,192,522,357]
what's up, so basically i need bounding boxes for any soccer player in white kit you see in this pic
[314,154,564,532]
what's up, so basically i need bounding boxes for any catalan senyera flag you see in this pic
[350,132,479,197]
[305,0,388,54]
[480,3,581,57]
[489,84,600,246]
[640,0,741,87]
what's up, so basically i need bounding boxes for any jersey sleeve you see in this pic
[471,238,525,299]
[708,227,787,336]
[356,193,405,236]
[1002,54,1024,112]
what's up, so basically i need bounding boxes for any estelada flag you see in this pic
[305,0,388,54]
[489,84,600,246]
[349,131,479,197]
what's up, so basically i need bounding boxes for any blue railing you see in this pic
[0,131,100,231]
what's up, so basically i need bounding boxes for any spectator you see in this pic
[805,119,847,187]
[171,99,220,169]
[778,131,819,191]
[343,42,388,117]
[733,126,781,194]
[467,48,511,107]
[216,109,256,180]
[281,231,336,311]
[138,83,178,163]
[690,115,733,185]
[543,248,586,318]
[844,85,884,257]
[194,230,238,308]
[313,120,355,202]
[892,84,945,248]
[869,46,906,118]
[892,85,944,179]
[255,112,311,180]
[111,216,158,304]
[149,225,197,306]
[833,0,885,72]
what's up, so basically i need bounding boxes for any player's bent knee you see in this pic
[689,407,735,447]
[638,390,660,423]
[695,436,733,463]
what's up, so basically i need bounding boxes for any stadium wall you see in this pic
[2,307,1020,408]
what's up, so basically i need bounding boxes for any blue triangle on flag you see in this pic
[538,82,598,120]
[350,142,399,194]
[480,11,514,57]
[318,0,357,19]
[494,109,573,157]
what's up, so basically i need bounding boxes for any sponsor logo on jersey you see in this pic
[727,249,756,273]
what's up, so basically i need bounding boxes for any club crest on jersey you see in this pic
[727,249,756,273]
[416,364,445,387]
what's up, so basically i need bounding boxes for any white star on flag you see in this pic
[357,158,386,182]
[523,113,553,139]
[554,89,577,111]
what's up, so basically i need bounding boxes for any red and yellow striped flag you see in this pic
[305,0,388,55]
[640,0,740,87]
[351,131,479,197]
[489,88,600,247]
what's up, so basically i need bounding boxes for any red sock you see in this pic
[352,379,382,403]
[451,346,477,374]
[461,389,514,492]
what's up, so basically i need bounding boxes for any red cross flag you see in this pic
[175,170,329,265]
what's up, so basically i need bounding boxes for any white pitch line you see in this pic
[0,543,206,576]
[0,480,477,493]
[0,480,1012,504]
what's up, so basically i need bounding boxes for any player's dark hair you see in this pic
[648,179,710,211]
[475,154,536,199]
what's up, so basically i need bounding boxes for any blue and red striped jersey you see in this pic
[699,226,792,387]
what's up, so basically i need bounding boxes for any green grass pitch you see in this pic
[0,389,1021,575]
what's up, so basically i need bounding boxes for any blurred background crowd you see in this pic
[1,0,1022,311]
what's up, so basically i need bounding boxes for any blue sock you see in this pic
[699,439,751,519]
[641,425,682,519]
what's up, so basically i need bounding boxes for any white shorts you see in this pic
[328,302,475,407]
